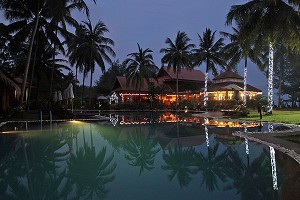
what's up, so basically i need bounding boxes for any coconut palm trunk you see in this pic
[267,42,274,114]
[82,69,87,108]
[243,57,248,106]
[49,25,58,104]
[28,40,39,105]
[176,66,179,111]
[278,55,284,108]
[89,69,93,107]
[20,13,40,105]
[204,64,208,109]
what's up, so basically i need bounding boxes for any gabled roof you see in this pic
[0,68,21,94]
[158,67,207,82]
[207,82,262,92]
[213,71,243,81]
[112,76,160,93]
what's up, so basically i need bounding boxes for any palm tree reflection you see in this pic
[195,143,228,192]
[123,127,160,176]
[225,148,279,199]
[67,146,116,199]
[162,146,197,188]
[67,124,117,199]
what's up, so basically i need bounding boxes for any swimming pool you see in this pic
[0,113,299,199]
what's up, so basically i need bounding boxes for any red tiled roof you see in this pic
[159,67,207,82]
[112,76,162,93]
[213,71,243,81]
[112,66,209,93]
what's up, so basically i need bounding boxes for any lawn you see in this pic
[238,109,300,125]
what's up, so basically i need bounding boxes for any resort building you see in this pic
[110,67,262,107]
[111,67,208,106]
[206,71,262,101]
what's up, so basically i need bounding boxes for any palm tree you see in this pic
[48,0,93,103]
[0,0,95,105]
[160,31,195,110]
[124,43,158,107]
[226,0,300,114]
[220,24,259,106]
[192,28,225,109]
[68,19,115,107]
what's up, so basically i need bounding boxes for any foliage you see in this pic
[124,44,158,90]
[95,60,126,94]
[160,31,195,109]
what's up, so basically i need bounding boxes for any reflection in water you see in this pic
[204,117,209,147]
[195,143,228,192]
[270,146,278,190]
[123,127,160,176]
[268,123,274,132]
[109,114,119,126]
[268,123,278,191]
[242,122,249,156]
[162,146,197,188]
[0,117,298,199]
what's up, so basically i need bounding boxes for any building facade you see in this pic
[110,68,262,107]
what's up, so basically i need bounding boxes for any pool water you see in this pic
[0,114,299,200]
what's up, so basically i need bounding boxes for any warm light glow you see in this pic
[69,120,81,124]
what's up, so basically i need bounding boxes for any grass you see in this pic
[238,109,300,125]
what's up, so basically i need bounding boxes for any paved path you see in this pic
[233,126,300,164]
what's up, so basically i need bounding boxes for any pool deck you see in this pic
[233,125,300,165]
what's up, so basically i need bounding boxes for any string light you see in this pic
[243,122,249,155]
[268,42,274,113]
[243,65,247,106]
[204,116,209,147]
[269,146,278,190]
[204,72,208,107]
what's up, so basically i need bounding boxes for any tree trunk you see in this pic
[89,69,93,107]
[278,56,284,108]
[81,69,86,108]
[49,24,58,106]
[75,66,78,97]
[204,66,208,111]
[176,66,178,111]
[267,42,274,114]
[20,11,41,105]
[243,57,248,106]
[28,38,39,106]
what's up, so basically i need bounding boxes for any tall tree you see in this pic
[226,0,300,113]
[71,19,116,105]
[0,0,95,105]
[220,24,260,106]
[192,28,225,109]
[95,60,126,95]
[160,31,195,110]
[124,43,158,106]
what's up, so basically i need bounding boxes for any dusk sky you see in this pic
[1,0,268,94]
